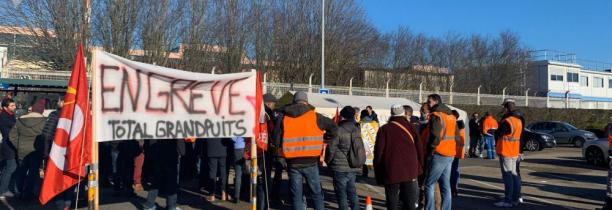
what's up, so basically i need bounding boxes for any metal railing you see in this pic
[1,69,611,110]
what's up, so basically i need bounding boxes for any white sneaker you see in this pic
[494,201,512,208]
[171,207,183,210]
[518,197,524,203]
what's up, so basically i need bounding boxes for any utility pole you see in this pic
[321,0,325,89]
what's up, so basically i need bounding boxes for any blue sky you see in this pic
[359,0,612,63]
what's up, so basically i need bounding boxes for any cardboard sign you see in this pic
[361,121,379,166]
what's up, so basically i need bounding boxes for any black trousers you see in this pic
[469,135,481,157]
[384,180,419,210]
[207,157,227,195]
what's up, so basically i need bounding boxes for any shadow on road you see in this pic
[523,158,606,171]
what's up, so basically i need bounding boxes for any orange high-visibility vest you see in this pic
[496,116,523,157]
[431,112,457,157]
[280,110,325,159]
[482,116,498,135]
[456,126,465,159]
[608,133,612,148]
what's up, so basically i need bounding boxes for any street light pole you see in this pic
[321,0,325,89]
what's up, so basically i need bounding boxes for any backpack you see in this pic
[346,126,366,168]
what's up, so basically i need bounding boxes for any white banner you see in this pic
[92,50,256,141]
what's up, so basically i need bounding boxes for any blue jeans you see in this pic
[500,157,521,203]
[332,171,358,210]
[0,159,17,194]
[484,135,496,159]
[450,158,460,193]
[288,165,324,210]
[233,149,244,200]
[424,154,453,210]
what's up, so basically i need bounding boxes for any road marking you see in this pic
[466,178,575,210]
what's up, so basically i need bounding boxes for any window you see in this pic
[594,77,604,88]
[550,74,563,81]
[609,79,612,89]
[567,73,579,83]
[580,76,589,87]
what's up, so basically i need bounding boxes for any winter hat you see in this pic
[340,106,356,120]
[32,99,46,114]
[293,91,308,103]
[263,93,278,103]
[391,104,404,117]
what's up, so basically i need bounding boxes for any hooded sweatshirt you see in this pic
[9,112,46,160]
[273,103,337,168]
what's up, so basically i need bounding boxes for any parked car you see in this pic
[521,128,556,151]
[583,138,608,166]
[527,121,598,147]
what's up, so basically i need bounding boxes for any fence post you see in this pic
[419,82,424,103]
[449,82,454,104]
[385,79,390,98]
[349,77,354,96]
[546,90,551,108]
[565,91,570,109]
[502,87,507,103]
[308,73,314,93]
[525,88,529,107]
[211,66,216,74]
[263,72,268,94]
[477,85,481,106]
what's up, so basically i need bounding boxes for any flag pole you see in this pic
[88,49,99,210]
[251,70,258,210]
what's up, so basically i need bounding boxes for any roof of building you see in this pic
[0,78,67,88]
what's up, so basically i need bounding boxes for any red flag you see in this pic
[333,107,340,124]
[40,44,92,204]
[245,71,268,159]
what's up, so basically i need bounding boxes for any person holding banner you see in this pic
[0,98,17,199]
[142,139,185,210]
[273,91,337,210]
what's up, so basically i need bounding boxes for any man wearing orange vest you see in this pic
[494,99,525,208]
[601,123,612,210]
[481,112,498,159]
[273,91,337,210]
[423,94,459,210]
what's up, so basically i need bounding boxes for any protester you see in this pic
[272,91,337,210]
[8,99,46,198]
[205,138,231,202]
[374,104,423,210]
[42,99,63,158]
[482,112,498,159]
[0,98,17,198]
[423,94,458,210]
[360,105,379,123]
[360,106,376,178]
[142,139,185,210]
[601,124,612,209]
[450,110,465,197]
[403,105,420,129]
[133,141,145,192]
[114,140,140,197]
[259,93,280,209]
[231,136,246,203]
[493,99,525,208]
[468,112,481,158]
[326,106,362,210]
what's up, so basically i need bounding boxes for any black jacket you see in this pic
[205,138,232,158]
[273,103,337,168]
[469,118,481,137]
[325,120,360,172]
[0,111,16,160]
[42,109,60,158]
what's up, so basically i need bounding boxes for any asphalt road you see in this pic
[2,145,606,210]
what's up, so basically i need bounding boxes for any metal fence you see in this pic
[264,82,612,110]
[2,69,611,110]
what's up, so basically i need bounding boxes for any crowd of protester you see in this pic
[0,91,527,210]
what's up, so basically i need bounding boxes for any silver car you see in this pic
[582,137,608,166]
[527,121,598,147]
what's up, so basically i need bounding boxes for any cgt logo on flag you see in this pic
[40,45,92,205]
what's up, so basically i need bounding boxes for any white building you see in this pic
[528,51,612,109]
